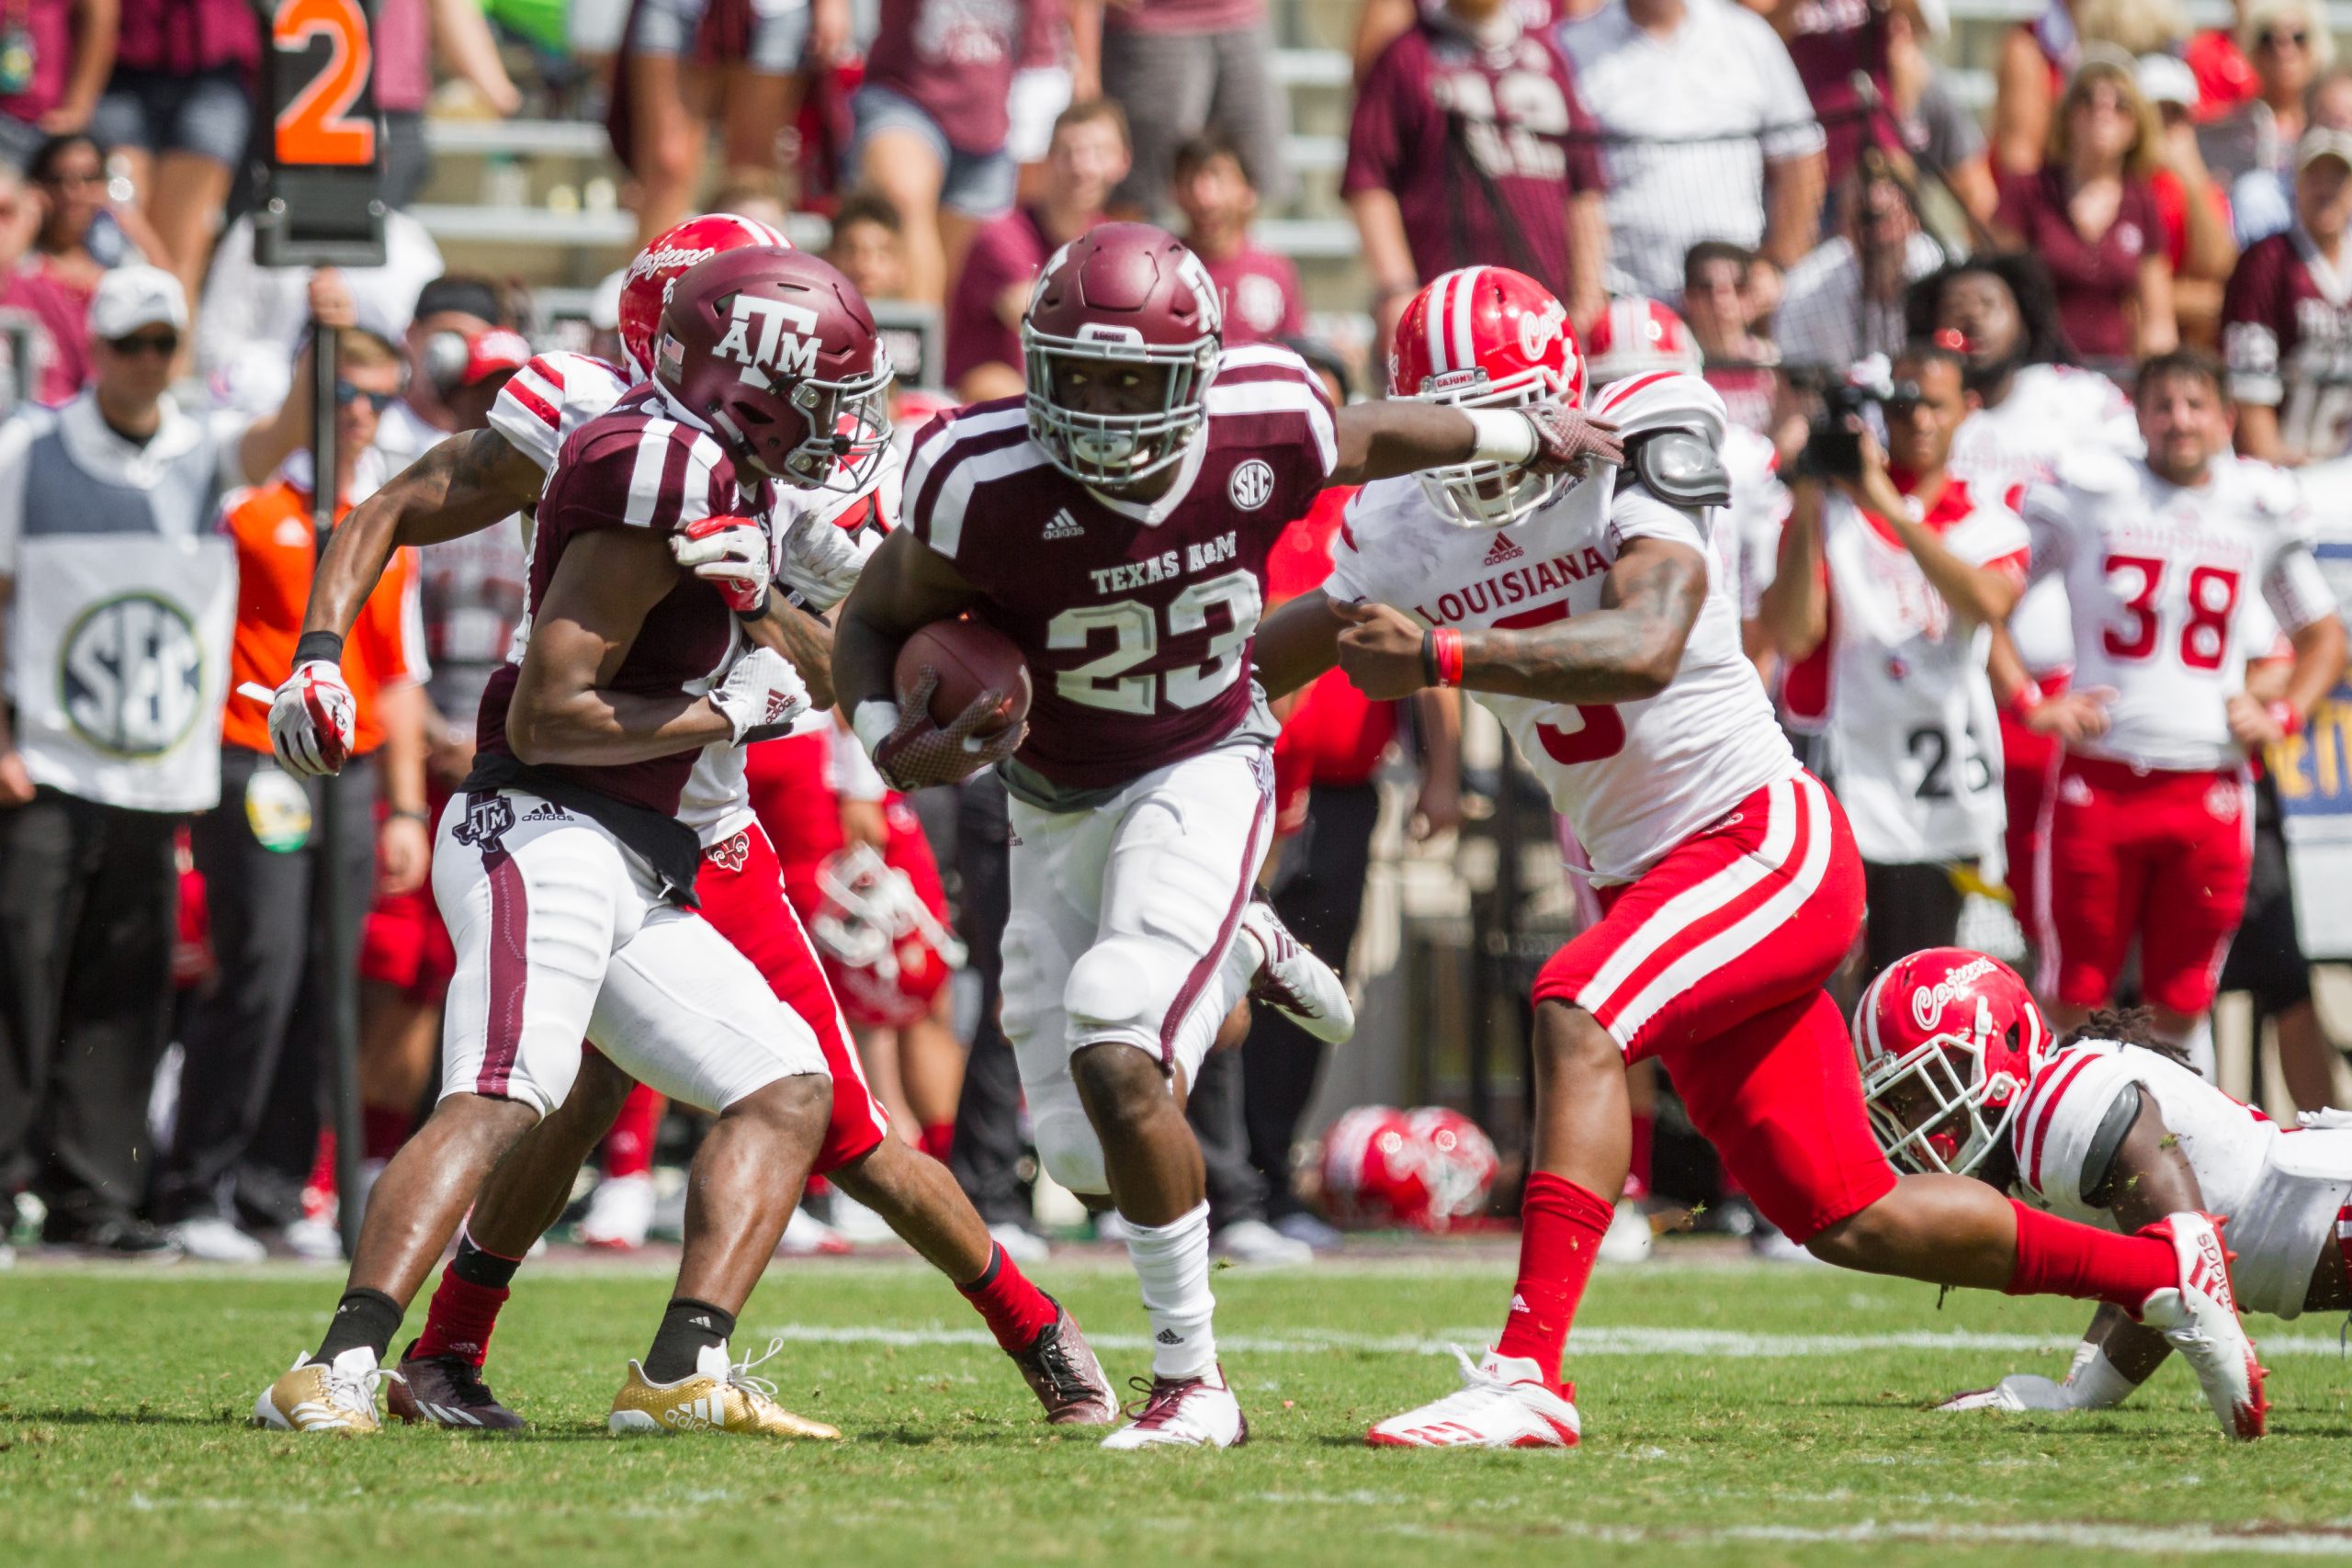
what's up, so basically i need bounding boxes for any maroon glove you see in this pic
[873,668,1027,791]
[1521,402,1624,475]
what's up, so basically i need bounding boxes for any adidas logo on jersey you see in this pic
[1482,535,1525,567]
[1043,510,1084,540]
[520,801,570,823]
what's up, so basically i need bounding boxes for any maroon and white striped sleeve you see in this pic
[900,400,1037,563]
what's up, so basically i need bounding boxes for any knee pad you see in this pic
[1063,934,1188,1050]
[1033,1104,1109,1196]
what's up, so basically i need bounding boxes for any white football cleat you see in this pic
[169,1215,267,1264]
[2136,1212,2266,1439]
[777,1205,851,1257]
[578,1172,656,1250]
[254,1347,396,1434]
[1100,1364,1248,1450]
[1599,1200,1652,1263]
[1240,897,1353,1044]
[1366,1348,1582,1450]
[1213,1218,1315,1267]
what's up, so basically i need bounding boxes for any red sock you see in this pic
[2005,1200,2175,1311]
[1494,1173,1616,1391]
[920,1122,956,1163]
[1624,1113,1654,1202]
[305,1131,336,1201]
[361,1104,412,1163]
[413,1235,524,1367]
[956,1244,1059,1353]
[603,1085,663,1179]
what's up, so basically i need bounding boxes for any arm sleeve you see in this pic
[487,353,622,476]
[1607,483,1712,555]
[2264,536,2338,635]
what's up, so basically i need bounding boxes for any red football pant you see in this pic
[1998,702,2061,955]
[1533,772,1894,1243]
[2036,755,2252,1016]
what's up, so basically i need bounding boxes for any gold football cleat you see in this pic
[253,1348,392,1434]
[608,1338,840,1438]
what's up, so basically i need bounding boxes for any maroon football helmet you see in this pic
[1021,221,1223,489]
[653,246,891,491]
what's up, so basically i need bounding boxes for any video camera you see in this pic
[1792,358,1924,484]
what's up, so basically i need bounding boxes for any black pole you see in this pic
[311,325,364,1258]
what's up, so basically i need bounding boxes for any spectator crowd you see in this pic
[1,0,2349,1267]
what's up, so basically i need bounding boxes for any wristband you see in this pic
[1419,630,1438,687]
[294,630,345,668]
[1430,626,1464,687]
[2267,700,2304,738]
[388,807,431,825]
[2005,679,2045,725]
[851,699,902,760]
[1464,408,1538,465]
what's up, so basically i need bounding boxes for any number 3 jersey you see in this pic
[1326,372,1796,885]
[2021,450,2335,773]
[901,344,1338,800]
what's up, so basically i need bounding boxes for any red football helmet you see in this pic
[1853,948,2052,1177]
[808,843,967,1029]
[1022,221,1223,490]
[1391,266,1585,527]
[1406,1107,1498,1231]
[1583,295,1703,387]
[1317,1106,1435,1230]
[653,247,891,491]
[618,211,793,379]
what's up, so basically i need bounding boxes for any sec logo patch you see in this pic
[1229,458,1275,511]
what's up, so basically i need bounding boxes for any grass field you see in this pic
[6,1247,2352,1565]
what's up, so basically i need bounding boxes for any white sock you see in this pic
[1125,1200,1216,1381]
[2179,1015,2216,1080]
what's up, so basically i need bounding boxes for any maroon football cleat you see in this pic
[1010,1303,1117,1426]
[387,1339,526,1431]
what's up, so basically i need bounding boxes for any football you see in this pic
[896,617,1031,734]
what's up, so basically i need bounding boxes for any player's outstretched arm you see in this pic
[1332,536,1707,704]
[1327,399,1623,488]
[1253,589,1348,700]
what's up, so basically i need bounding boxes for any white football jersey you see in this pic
[1326,374,1798,884]
[2022,451,2335,773]
[1947,364,2142,677]
[1783,480,2026,863]
[2010,1037,2350,1318]
[487,352,633,478]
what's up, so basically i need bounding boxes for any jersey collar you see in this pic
[1083,428,1208,526]
[2290,225,2352,309]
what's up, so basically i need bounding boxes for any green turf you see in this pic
[4,1251,2348,1565]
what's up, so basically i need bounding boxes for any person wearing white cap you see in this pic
[2223,124,2352,464]
[0,264,311,1259]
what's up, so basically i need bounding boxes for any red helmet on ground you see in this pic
[1852,948,2051,1177]
[1390,265,1584,527]
[1583,295,1703,387]
[1406,1107,1498,1231]
[1022,221,1223,489]
[619,211,794,379]
[808,842,967,1029]
[1317,1106,1435,1230]
[653,246,891,491]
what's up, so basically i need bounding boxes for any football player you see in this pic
[265,219,1120,1433]
[832,222,1618,1449]
[1251,265,2269,1449]
[1856,949,2352,1417]
[255,244,854,1438]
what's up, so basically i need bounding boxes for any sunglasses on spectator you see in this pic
[335,380,396,412]
[106,332,178,356]
[40,168,103,188]
[2259,28,2311,48]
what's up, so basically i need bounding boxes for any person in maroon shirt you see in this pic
[1171,130,1303,345]
[1344,0,1608,344]
[1994,56,2177,366]
[2223,127,2352,463]
[1094,0,1289,219]
[944,96,1127,400]
[0,0,115,172]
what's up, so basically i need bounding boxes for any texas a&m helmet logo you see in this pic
[711,292,822,386]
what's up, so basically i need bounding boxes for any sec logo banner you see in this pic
[59,592,207,758]
[1228,458,1275,511]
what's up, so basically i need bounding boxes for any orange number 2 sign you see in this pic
[274,0,375,166]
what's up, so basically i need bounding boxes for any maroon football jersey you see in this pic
[1342,16,1605,305]
[2222,229,2352,462]
[902,344,1337,791]
[473,384,757,816]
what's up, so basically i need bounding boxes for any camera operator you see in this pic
[1759,341,2029,982]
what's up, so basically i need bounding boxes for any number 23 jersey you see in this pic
[1326,382,1797,884]
[901,344,1337,795]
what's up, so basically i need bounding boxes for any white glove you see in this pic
[269,660,356,777]
[708,647,809,744]
[672,515,772,616]
[777,512,875,613]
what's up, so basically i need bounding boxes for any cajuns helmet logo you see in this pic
[1518,298,1568,364]
[628,243,715,283]
[713,292,823,385]
[1910,956,1999,1032]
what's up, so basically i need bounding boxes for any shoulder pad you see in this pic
[1591,371,1728,447]
[2234,456,2306,519]
[2077,1082,2145,1207]
[1626,428,1731,509]
[2052,446,2135,494]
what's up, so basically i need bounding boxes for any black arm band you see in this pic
[1420,630,1439,687]
[294,630,345,667]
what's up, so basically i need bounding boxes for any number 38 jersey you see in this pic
[901,344,1337,796]
[1326,373,1797,884]
[2021,451,2335,773]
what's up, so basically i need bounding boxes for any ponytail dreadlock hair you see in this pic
[1904,254,2076,370]
[2058,1006,2197,1068]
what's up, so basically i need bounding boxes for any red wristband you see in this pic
[2005,680,2044,725]
[1430,626,1464,687]
[2268,700,2304,738]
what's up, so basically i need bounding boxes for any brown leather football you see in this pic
[895,618,1032,734]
